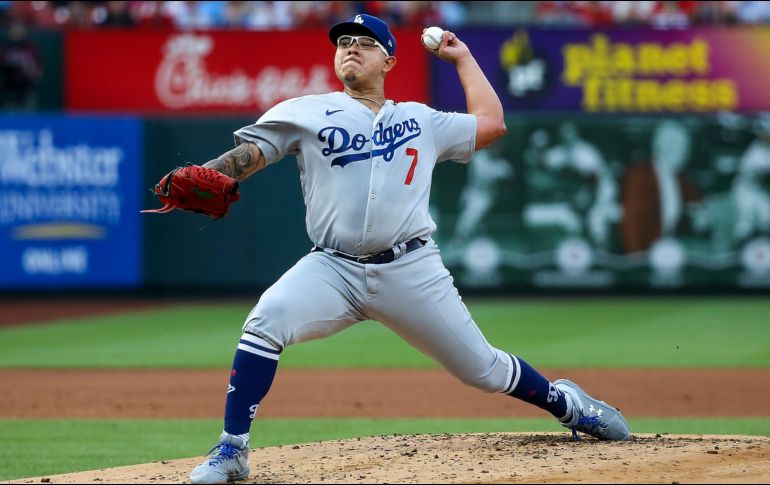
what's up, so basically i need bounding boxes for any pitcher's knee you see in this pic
[242,296,292,350]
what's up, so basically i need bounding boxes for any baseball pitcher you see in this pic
[146,14,630,485]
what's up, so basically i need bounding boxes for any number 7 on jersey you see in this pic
[404,148,419,185]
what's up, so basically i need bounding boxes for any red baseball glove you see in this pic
[142,165,240,219]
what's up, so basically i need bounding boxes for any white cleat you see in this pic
[555,378,631,441]
[189,433,250,484]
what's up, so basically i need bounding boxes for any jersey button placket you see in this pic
[362,107,386,247]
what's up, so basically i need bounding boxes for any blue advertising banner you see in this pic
[0,115,142,288]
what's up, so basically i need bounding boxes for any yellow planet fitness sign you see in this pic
[562,33,736,112]
[433,29,770,113]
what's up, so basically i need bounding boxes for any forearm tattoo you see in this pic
[203,143,261,181]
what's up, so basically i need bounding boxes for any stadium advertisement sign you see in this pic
[65,30,427,113]
[430,114,770,290]
[0,116,142,288]
[432,28,770,113]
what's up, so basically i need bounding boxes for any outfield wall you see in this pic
[0,27,768,292]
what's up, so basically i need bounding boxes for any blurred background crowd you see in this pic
[2,1,769,111]
[1,1,770,31]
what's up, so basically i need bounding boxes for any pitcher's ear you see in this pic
[384,56,397,72]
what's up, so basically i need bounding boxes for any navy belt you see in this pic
[313,238,425,264]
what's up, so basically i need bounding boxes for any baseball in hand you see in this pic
[422,26,444,50]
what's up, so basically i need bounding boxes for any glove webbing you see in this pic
[140,167,180,214]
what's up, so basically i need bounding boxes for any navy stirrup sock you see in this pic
[223,333,280,436]
[504,354,571,421]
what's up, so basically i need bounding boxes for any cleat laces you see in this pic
[205,442,241,467]
[571,414,606,442]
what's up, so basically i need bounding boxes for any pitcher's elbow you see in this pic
[475,117,508,149]
[490,121,507,143]
[496,121,508,140]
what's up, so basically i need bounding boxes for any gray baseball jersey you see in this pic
[238,91,517,398]
[233,91,476,255]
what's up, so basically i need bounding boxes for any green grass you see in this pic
[0,298,768,368]
[1,299,766,481]
[1,417,768,481]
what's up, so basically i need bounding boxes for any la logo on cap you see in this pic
[354,15,364,23]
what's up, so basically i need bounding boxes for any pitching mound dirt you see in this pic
[7,433,769,484]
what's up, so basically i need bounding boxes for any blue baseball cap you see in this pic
[329,14,396,56]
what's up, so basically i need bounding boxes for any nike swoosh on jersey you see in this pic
[325,109,344,116]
